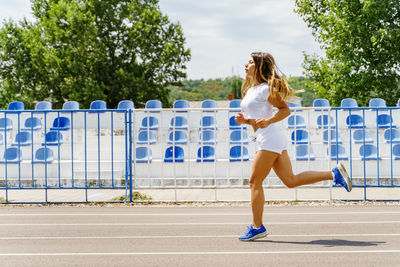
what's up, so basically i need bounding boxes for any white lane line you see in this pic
[0,221,400,226]
[0,250,400,256]
[1,233,400,240]
[1,211,400,216]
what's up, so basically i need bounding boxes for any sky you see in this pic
[0,0,324,80]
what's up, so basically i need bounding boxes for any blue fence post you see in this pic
[129,109,133,202]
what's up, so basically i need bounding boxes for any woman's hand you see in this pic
[235,113,248,125]
[255,118,271,129]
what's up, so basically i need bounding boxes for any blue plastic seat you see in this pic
[12,132,32,146]
[145,100,162,113]
[8,101,25,111]
[341,98,358,109]
[393,144,400,160]
[323,129,342,144]
[199,116,216,130]
[229,146,249,162]
[288,100,302,112]
[137,130,156,144]
[170,116,188,129]
[0,148,22,164]
[32,148,54,164]
[230,130,248,144]
[313,98,330,111]
[287,115,306,129]
[164,146,184,162]
[63,101,80,110]
[353,129,373,144]
[384,129,400,144]
[135,147,152,163]
[377,114,395,128]
[369,98,386,109]
[327,144,348,160]
[291,129,309,144]
[173,100,190,112]
[168,130,187,144]
[50,117,70,131]
[316,115,335,129]
[295,145,315,161]
[359,144,381,160]
[346,114,365,128]
[229,99,242,112]
[35,101,52,111]
[140,116,159,130]
[398,99,400,107]
[197,146,215,162]
[117,100,134,111]
[198,130,216,144]
[0,133,3,145]
[42,131,63,146]
[0,118,12,131]
[90,100,107,113]
[229,116,246,130]
[201,99,217,112]
[22,117,41,131]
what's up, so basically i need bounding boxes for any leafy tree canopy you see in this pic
[295,0,400,106]
[0,0,190,109]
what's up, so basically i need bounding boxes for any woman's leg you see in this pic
[250,150,279,228]
[273,150,333,188]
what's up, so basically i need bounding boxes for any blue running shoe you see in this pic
[238,224,268,241]
[332,163,352,192]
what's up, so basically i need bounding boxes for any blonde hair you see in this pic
[241,52,302,102]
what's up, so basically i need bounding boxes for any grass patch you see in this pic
[0,197,6,202]
[112,192,152,201]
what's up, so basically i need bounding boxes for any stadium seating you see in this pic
[359,144,381,160]
[229,99,242,112]
[341,98,358,109]
[32,147,54,164]
[201,99,218,112]
[145,100,162,112]
[170,116,188,130]
[323,129,342,144]
[288,100,302,112]
[50,117,70,131]
[12,131,33,146]
[198,130,216,144]
[327,144,348,160]
[393,144,400,160]
[135,147,152,163]
[199,116,216,130]
[0,118,12,131]
[22,117,41,131]
[0,133,2,145]
[353,129,373,144]
[140,116,159,130]
[384,129,400,144]
[90,100,107,112]
[296,145,315,161]
[8,101,24,111]
[0,147,22,163]
[369,98,386,109]
[173,100,190,112]
[229,146,249,162]
[197,146,215,162]
[137,130,156,145]
[164,146,184,162]
[316,115,335,129]
[230,130,248,144]
[291,129,309,144]
[287,115,306,129]
[229,116,246,130]
[35,101,52,111]
[313,98,330,111]
[62,101,80,110]
[42,131,63,146]
[377,114,395,128]
[346,114,365,128]
[168,130,187,145]
[117,100,134,111]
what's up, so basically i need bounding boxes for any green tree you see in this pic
[230,76,242,99]
[295,0,400,106]
[0,0,190,109]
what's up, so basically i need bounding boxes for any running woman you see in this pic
[235,52,351,241]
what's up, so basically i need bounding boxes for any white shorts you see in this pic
[255,124,287,154]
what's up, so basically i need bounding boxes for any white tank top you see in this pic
[240,83,273,119]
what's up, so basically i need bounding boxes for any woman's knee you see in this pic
[281,175,297,188]
[249,175,264,188]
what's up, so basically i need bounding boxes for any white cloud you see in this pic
[0,0,324,79]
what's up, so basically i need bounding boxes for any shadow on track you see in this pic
[255,239,385,247]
